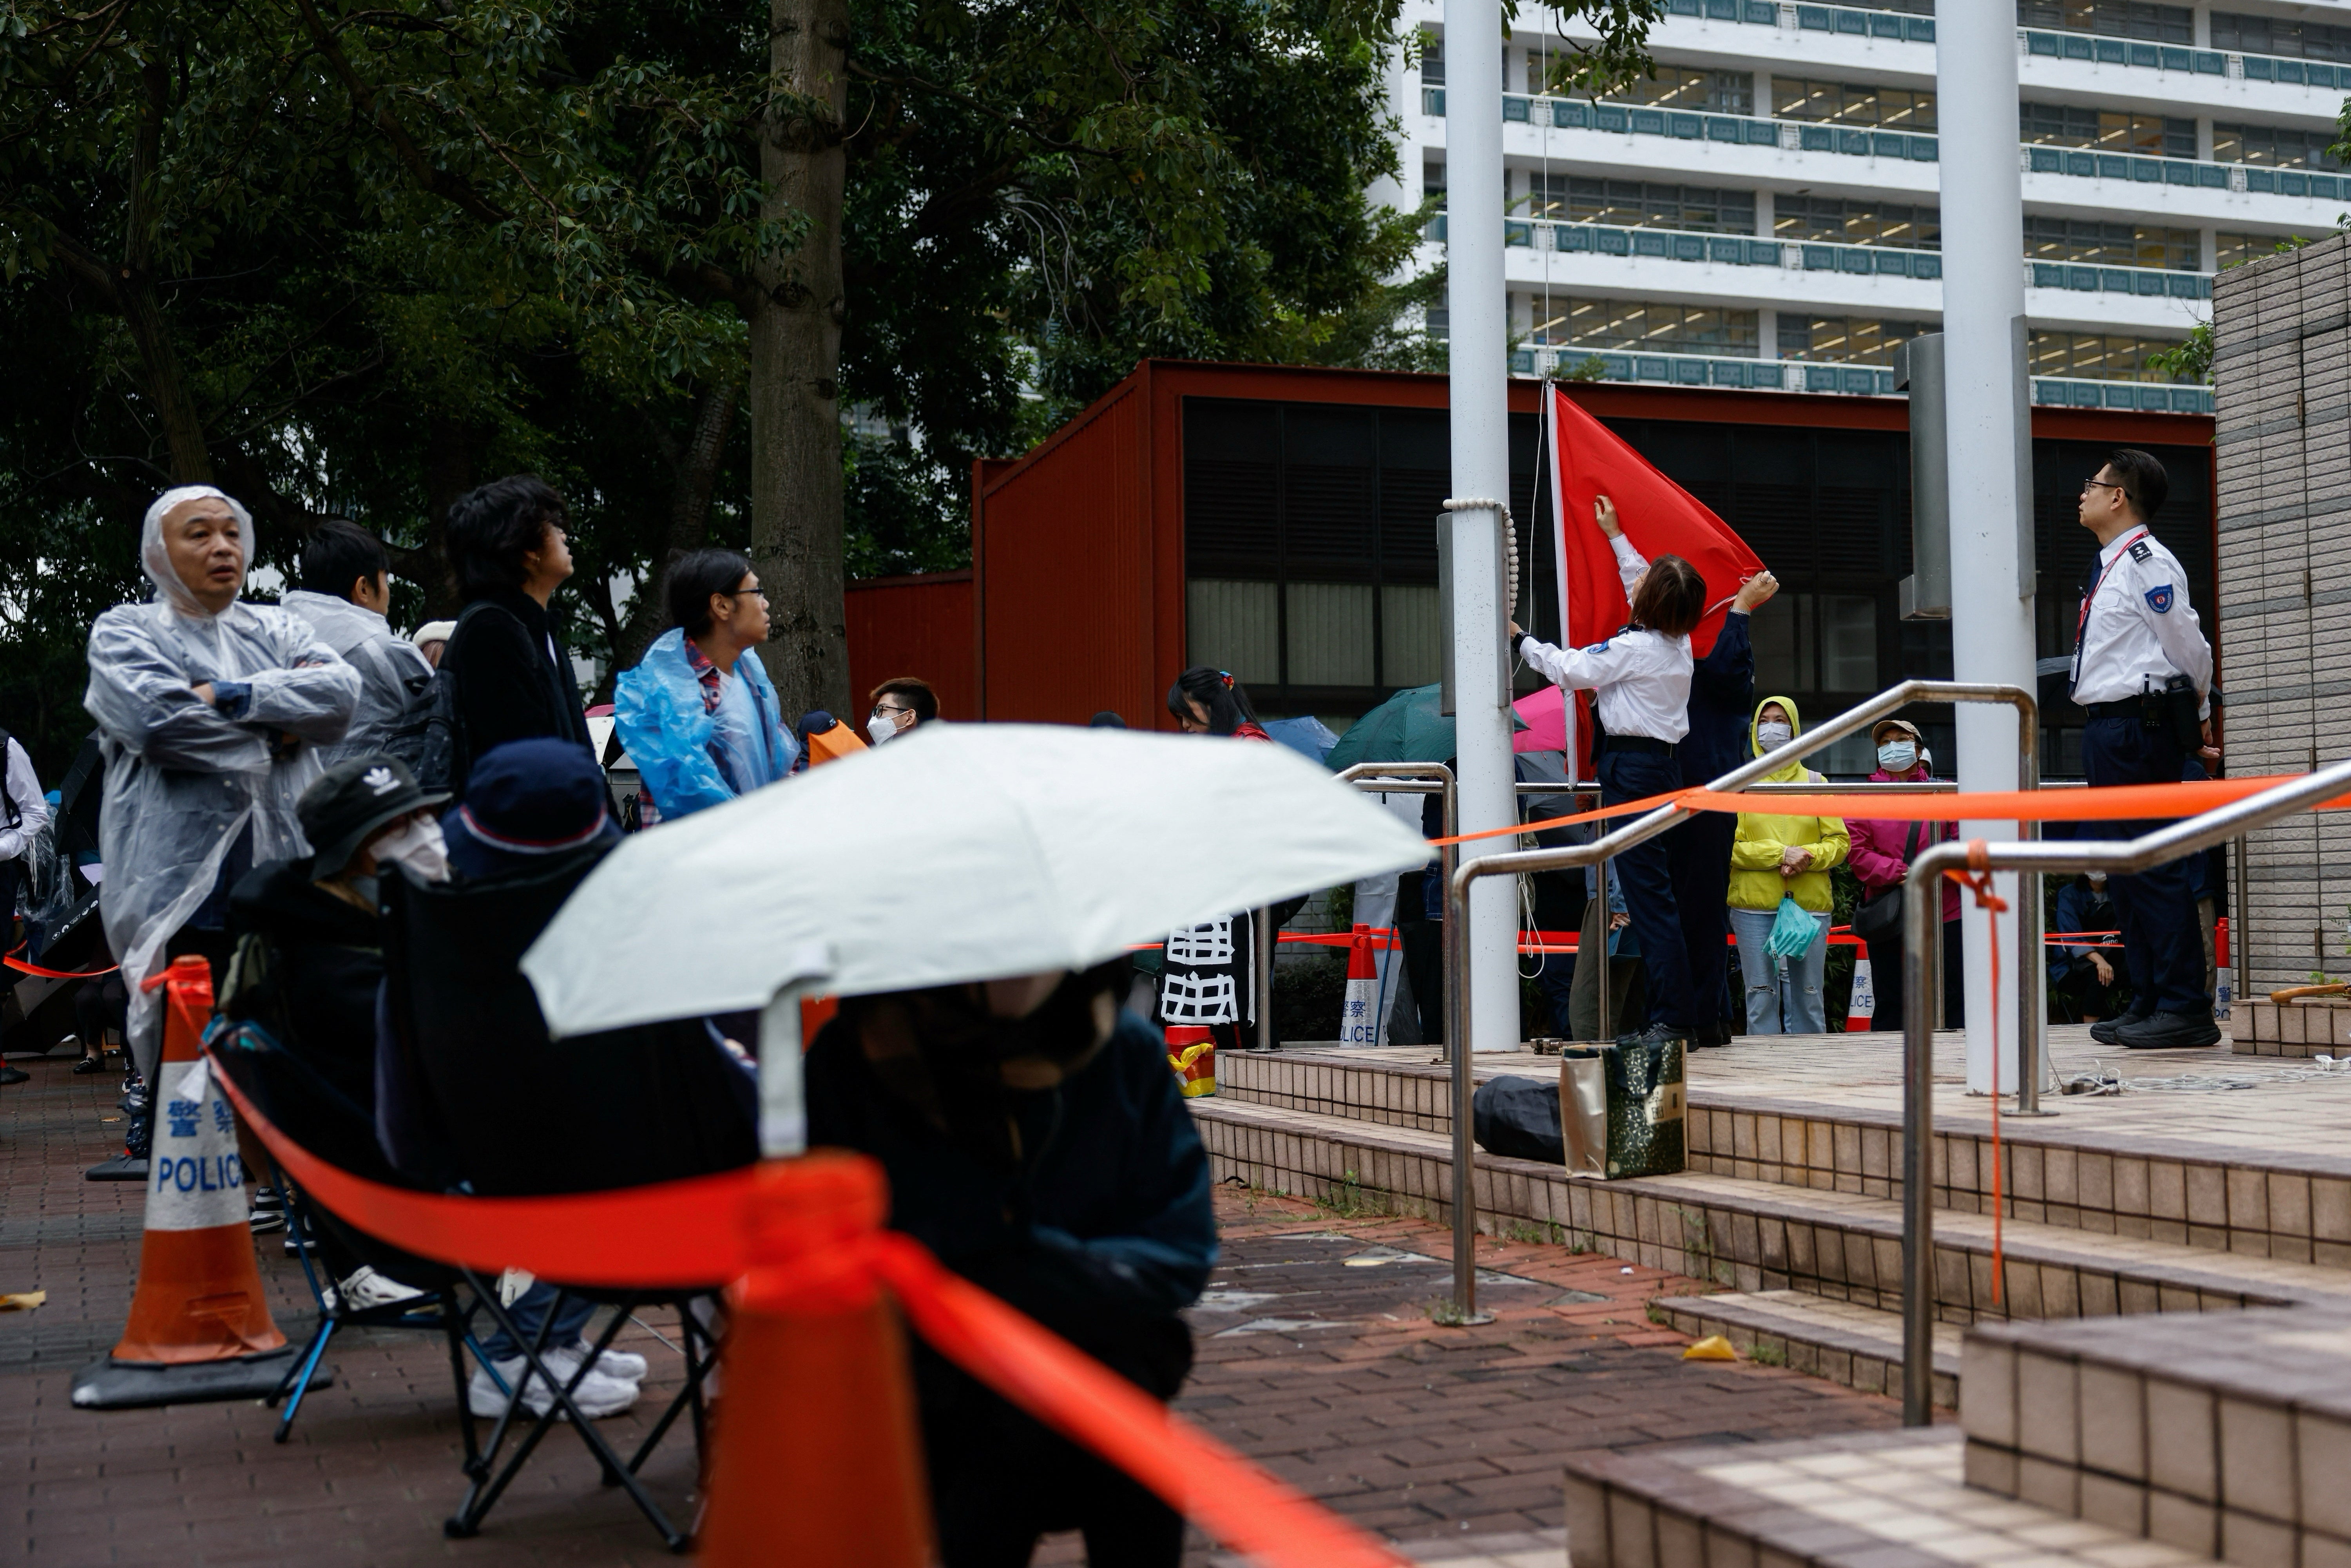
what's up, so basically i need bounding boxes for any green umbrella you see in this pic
[1325,684,1455,770]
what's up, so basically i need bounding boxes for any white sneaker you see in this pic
[569,1338,648,1381]
[323,1266,426,1314]
[467,1348,641,1420]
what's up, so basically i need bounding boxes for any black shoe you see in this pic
[72,1055,107,1075]
[0,1065,27,1085]
[2114,1010,2222,1050]
[85,1154,150,1181]
[2088,1010,2148,1045]
[1615,1021,1684,1050]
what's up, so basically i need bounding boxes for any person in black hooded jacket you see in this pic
[804,960,1215,1568]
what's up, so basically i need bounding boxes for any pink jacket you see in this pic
[1846,768,1962,922]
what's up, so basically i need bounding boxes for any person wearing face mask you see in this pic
[804,960,1216,1568]
[83,485,361,1177]
[1724,698,1848,1035]
[613,548,797,823]
[866,676,939,745]
[1846,719,1964,1035]
[220,755,450,1308]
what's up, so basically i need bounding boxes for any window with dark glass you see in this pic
[2023,218,2201,270]
[2027,331,2197,382]
[1559,299,1760,358]
[1420,29,1444,83]
[1772,79,1937,130]
[1532,176,1756,233]
[1774,195,1941,249]
[1601,65,1754,115]
[1778,317,1929,368]
[2214,123,2344,170]
[2020,101,2196,158]
[2215,231,2294,269]
[2016,0,2193,43]
[2212,11,2351,60]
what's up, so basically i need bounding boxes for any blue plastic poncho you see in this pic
[612,627,797,820]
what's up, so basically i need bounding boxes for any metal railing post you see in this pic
[1255,906,1274,1052]
[1895,755,2351,1424]
[1431,680,2038,1327]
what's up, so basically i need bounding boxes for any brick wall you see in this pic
[2213,229,2351,995]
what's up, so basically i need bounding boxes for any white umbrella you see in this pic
[520,721,1431,1041]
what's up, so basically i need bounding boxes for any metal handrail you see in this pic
[1439,680,2041,1322]
[1896,754,2351,1425]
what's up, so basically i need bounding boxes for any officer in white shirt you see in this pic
[2069,447,2218,1050]
[1511,496,1711,1046]
[0,731,51,1085]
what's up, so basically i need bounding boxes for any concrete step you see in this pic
[1960,1306,2351,1567]
[1649,1290,1963,1408]
[1562,1426,2224,1568]
[1190,1098,2351,1330]
[1215,1048,2351,1269]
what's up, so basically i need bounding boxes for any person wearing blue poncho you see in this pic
[613,549,798,823]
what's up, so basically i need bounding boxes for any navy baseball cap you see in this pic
[444,739,617,882]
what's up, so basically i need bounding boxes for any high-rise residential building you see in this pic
[1375,0,2349,411]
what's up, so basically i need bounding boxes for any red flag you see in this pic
[1546,386,1764,659]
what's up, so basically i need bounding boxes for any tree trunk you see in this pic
[749,0,852,721]
[122,59,212,483]
[589,376,744,702]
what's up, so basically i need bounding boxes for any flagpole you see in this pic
[1443,0,1518,1059]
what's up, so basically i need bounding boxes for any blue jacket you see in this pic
[1677,609,1755,785]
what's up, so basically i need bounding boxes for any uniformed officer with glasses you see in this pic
[2068,447,2218,1050]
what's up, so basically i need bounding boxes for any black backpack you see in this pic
[413,600,504,795]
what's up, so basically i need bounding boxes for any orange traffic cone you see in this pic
[1338,923,1380,1046]
[1845,954,1876,1032]
[1165,1024,1216,1097]
[72,956,306,1409]
[699,1155,931,1568]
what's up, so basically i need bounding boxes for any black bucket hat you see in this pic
[299,755,450,878]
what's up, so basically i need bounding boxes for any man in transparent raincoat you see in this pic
[85,486,360,1160]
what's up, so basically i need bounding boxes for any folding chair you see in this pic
[207,1024,505,1452]
[380,852,757,1549]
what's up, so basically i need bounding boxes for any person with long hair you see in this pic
[1510,496,1710,1046]
[613,549,797,822]
[1165,666,1271,740]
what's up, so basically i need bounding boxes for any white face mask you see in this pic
[866,713,898,746]
[1878,741,1918,773]
[1755,721,1793,752]
[372,817,451,884]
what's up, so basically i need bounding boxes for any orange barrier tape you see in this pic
[1947,844,2011,1305]
[205,1027,1409,1568]
[4,955,120,978]
[1421,772,2346,848]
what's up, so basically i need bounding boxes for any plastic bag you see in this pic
[1472,1074,1563,1164]
[1766,894,1817,959]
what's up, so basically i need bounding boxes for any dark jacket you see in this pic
[443,587,592,782]
[805,1009,1215,1349]
[223,858,385,1114]
[2050,875,2121,985]
[1677,608,1755,786]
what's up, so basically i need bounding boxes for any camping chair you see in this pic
[206,1022,503,1452]
[380,851,757,1549]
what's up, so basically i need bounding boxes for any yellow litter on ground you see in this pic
[1,1290,45,1311]
[1682,1334,1737,1361]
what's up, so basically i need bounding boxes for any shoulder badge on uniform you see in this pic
[2127,540,2153,565]
[2144,584,2174,614]
[1583,640,1612,654]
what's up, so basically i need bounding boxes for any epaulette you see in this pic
[2127,540,2153,565]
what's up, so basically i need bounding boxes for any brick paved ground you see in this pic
[5,1050,1907,1565]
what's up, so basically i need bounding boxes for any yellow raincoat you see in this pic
[1728,695,1849,914]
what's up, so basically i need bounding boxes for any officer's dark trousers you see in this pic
[2081,714,2208,1016]
[1598,746,1695,1032]
[1670,811,1737,1040]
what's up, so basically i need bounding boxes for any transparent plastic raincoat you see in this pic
[280,589,434,768]
[85,487,361,1072]
[612,626,796,820]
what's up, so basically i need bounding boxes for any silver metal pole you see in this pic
[1596,855,1611,1045]
[1895,753,2351,1423]
[2234,833,2251,1018]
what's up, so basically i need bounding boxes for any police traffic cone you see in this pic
[1845,953,1876,1032]
[699,1156,931,1567]
[71,956,310,1409]
[1165,1025,1216,1097]
[1339,924,1380,1046]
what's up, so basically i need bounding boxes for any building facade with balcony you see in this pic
[1377,0,2348,413]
